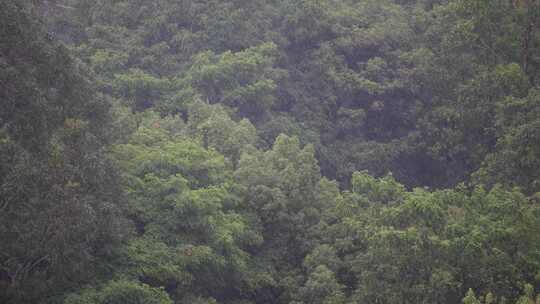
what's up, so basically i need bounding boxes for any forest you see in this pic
[1,0,539,303]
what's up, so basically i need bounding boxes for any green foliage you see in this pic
[187,42,285,117]
[351,171,405,204]
[234,134,341,302]
[297,265,346,304]
[113,68,173,111]
[324,173,540,304]
[64,280,173,304]
[111,114,266,302]
[44,0,540,191]
[463,289,481,304]
[475,88,540,194]
[186,100,258,164]
[0,2,126,303]
[4,0,540,304]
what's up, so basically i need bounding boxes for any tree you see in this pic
[186,42,285,119]
[0,2,126,303]
[64,280,173,304]
[463,289,481,304]
[111,113,267,302]
[475,88,540,194]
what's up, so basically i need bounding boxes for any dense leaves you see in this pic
[0,1,127,303]
[3,0,540,303]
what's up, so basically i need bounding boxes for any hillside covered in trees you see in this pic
[1,0,540,303]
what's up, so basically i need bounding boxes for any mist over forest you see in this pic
[1,0,540,303]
